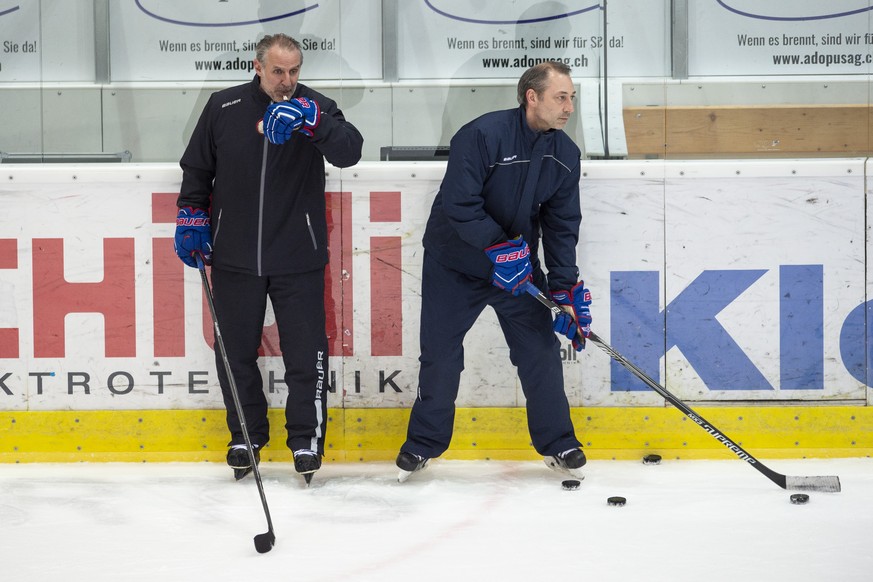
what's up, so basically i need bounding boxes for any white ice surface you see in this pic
[2,458,871,582]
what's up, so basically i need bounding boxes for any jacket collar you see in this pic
[518,105,553,146]
[249,75,271,105]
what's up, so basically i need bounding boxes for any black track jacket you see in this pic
[178,75,363,276]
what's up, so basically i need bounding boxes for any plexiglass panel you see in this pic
[1,1,869,162]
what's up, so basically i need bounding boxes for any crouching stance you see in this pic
[397,62,592,483]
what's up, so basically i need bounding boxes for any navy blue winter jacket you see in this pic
[423,106,582,291]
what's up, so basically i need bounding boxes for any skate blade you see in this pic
[544,457,586,480]
[397,462,428,483]
[233,467,253,481]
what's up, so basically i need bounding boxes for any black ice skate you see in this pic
[226,444,260,481]
[396,451,429,483]
[293,449,321,486]
[544,448,587,479]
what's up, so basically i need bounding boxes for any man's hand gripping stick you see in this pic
[522,282,586,349]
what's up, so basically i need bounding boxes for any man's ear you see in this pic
[525,88,538,107]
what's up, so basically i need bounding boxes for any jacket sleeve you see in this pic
[438,125,507,250]
[178,95,216,211]
[539,158,582,291]
[307,97,364,169]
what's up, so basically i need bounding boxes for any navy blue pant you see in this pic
[402,253,581,459]
[210,266,329,455]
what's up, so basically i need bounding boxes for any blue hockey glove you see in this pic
[262,97,321,144]
[174,207,212,268]
[484,237,533,296]
[291,97,320,137]
[551,282,592,351]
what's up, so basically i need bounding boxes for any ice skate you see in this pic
[396,451,429,483]
[293,449,321,485]
[226,444,260,481]
[544,448,586,479]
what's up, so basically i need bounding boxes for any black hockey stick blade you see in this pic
[523,283,841,493]
[254,530,276,554]
[197,255,278,551]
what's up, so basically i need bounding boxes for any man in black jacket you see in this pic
[175,33,363,484]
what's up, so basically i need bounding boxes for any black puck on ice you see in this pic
[607,496,627,506]
[561,479,581,491]
[642,454,662,465]
[790,493,810,505]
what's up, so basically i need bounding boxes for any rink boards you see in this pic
[0,159,871,460]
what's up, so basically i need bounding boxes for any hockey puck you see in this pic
[561,479,581,491]
[607,496,627,507]
[790,493,810,505]
[642,454,662,465]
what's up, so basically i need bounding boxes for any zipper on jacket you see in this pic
[212,208,223,246]
[257,140,269,275]
[306,213,318,249]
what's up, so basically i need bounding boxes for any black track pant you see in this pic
[211,266,329,455]
[401,253,581,459]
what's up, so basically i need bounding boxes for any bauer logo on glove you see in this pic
[484,237,533,296]
[174,207,213,268]
[493,246,530,263]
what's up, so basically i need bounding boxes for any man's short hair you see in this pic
[517,61,572,106]
[255,33,303,65]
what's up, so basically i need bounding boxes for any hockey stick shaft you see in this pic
[197,257,276,551]
[524,283,840,493]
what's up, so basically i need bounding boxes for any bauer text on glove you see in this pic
[484,237,533,296]
[174,207,213,268]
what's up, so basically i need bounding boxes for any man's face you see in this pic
[525,71,576,132]
[254,45,302,102]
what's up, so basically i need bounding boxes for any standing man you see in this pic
[175,33,363,484]
[396,61,592,482]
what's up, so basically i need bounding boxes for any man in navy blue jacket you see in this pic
[175,34,363,484]
[397,61,592,482]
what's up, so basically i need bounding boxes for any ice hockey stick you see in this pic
[524,283,841,493]
[198,257,277,552]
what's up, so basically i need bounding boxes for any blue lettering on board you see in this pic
[610,266,832,392]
